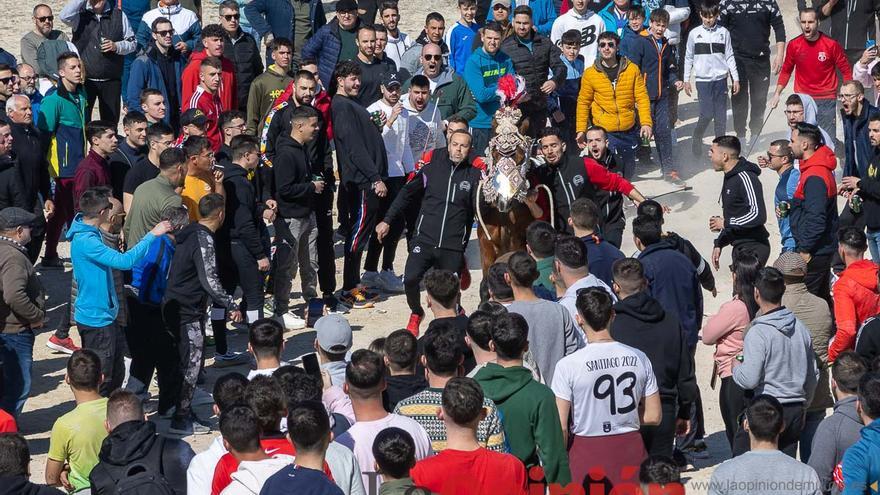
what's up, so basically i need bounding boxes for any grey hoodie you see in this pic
[787,93,836,153]
[807,396,863,495]
[732,307,819,404]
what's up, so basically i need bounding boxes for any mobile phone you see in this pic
[302,353,321,376]
[305,297,325,328]
[867,39,877,49]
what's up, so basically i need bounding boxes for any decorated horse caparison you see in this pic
[475,75,554,274]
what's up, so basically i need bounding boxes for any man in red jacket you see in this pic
[183,57,224,152]
[73,121,118,210]
[181,24,238,111]
[831,227,880,362]
[770,8,851,143]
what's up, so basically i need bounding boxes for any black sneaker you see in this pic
[324,295,349,314]
[169,418,210,436]
[40,256,65,269]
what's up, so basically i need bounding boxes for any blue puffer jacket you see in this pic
[244,0,325,46]
[841,418,880,495]
[843,103,880,178]
[302,18,355,89]
[125,46,184,124]
[627,34,678,100]
[637,238,703,345]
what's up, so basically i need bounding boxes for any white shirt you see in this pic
[385,31,414,70]
[402,95,446,162]
[187,435,227,495]
[550,10,605,65]
[558,274,617,338]
[551,341,658,437]
[368,99,415,177]
[336,413,432,492]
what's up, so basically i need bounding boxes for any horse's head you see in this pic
[481,78,533,213]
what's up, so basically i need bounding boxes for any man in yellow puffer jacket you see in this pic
[575,30,652,179]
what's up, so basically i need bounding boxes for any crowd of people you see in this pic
[0,0,880,493]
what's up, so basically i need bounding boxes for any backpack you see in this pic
[36,39,74,80]
[90,436,176,495]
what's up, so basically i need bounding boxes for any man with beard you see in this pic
[124,147,187,247]
[582,126,625,248]
[20,4,70,71]
[0,65,14,120]
[6,95,53,263]
[15,65,41,124]
[534,127,647,236]
[400,13,449,75]
[127,17,184,131]
[381,2,414,69]
[354,25,397,106]
[843,115,880,263]
[401,43,476,125]
[302,0,362,89]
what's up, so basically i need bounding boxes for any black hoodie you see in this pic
[0,477,63,495]
[714,158,769,249]
[88,420,193,495]
[272,135,317,219]
[163,222,238,325]
[609,291,697,417]
[331,94,388,188]
[218,162,267,260]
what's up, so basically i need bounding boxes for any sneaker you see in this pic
[40,256,65,269]
[406,313,423,336]
[664,171,687,186]
[276,312,306,330]
[169,418,211,436]
[341,288,374,309]
[361,271,381,289]
[376,270,405,293]
[205,335,216,347]
[213,352,250,368]
[46,335,79,354]
[324,295,350,314]
[192,387,215,406]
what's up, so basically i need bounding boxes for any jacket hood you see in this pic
[800,145,837,173]
[419,66,454,87]
[592,55,631,74]
[65,213,100,241]
[835,395,864,424]
[613,291,666,324]
[224,162,250,181]
[174,221,204,245]
[753,307,797,336]
[787,93,835,145]
[638,236,677,258]
[841,260,879,292]
[98,420,158,466]
[725,157,761,180]
[276,134,306,154]
[477,363,534,403]
[228,458,291,493]
[157,3,182,15]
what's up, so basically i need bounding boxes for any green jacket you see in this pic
[536,256,554,293]
[246,65,294,134]
[402,67,476,123]
[379,478,433,495]
[123,174,182,247]
[475,363,571,485]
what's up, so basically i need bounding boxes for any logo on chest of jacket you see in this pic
[572,174,585,186]
[459,181,471,192]
[412,246,421,254]
[818,51,827,62]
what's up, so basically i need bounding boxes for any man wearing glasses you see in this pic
[757,139,799,253]
[218,0,262,112]
[136,0,200,54]
[127,17,185,132]
[20,4,69,71]
[401,43,476,126]
[575,31,651,180]
[0,65,14,120]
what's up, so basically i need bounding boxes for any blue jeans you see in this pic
[868,229,880,262]
[814,98,838,144]
[651,95,674,174]
[0,330,34,417]
[607,127,639,180]
[694,79,728,140]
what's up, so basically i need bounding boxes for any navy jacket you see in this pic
[580,233,624,287]
[302,18,359,89]
[627,34,678,101]
[637,239,703,346]
[244,0,325,46]
[791,145,839,257]
[126,46,184,125]
[842,103,880,178]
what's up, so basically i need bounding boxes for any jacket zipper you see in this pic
[437,164,458,248]
[557,169,573,207]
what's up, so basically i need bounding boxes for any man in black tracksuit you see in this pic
[163,193,241,435]
[609,257,698,458]
[719,0,786,140]
[499,5,566,138]
[376,130,481,333]
[534,127,646,235]
[217,135,270,325]
[584,126,631,248]
[331,60,388,305]
[709,136,771,267]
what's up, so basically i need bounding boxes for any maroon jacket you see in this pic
[73,150,111,211]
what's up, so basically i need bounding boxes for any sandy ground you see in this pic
[2,0,818,492]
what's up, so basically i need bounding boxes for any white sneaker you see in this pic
[213,352,250,368]
[278,312,306,330]
[361,271,380,289]
[377,270,405,293]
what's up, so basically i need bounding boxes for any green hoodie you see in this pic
[246,65,294,134]
[475,363,571,485]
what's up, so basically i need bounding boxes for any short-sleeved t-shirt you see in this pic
[47,398,109,492]
[123,158,160,196]
[181,174,214,221]
[261,465,344,495]
[411,448,528,495]
[551,341,658,437]
[336,413,432,492]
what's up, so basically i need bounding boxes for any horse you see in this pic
[475,75,554,275]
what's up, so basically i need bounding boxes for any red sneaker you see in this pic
[406,313,423,336]
[46,335,79,354]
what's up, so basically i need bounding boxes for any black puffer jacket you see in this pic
[0,154,26,212]
[500,33,566,113]
[89,420,194,495]
[223,30,264,111]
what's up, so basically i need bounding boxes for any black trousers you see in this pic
[732,240,771,267]
[641,397,678,457]
[342,185,381,291]
[125,297,180,413]
[315,186,337,298]
[218,242,265,318]
[676,345,705,450]
[832,203,865,273]
[805,253,833,307]
[733,400,805,457]
[719,376,747,450]
[731,55,771,138]
[403,242,464,316]
[78,322,125,397]
[602,218,625,250]
[85,78,122,126]
[364,176,406,273]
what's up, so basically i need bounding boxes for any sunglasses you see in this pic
[0,77,13,85]
[424,54,442,61]
[154,29,174,37]
[598,42,616,48]
[35,15,53,22]
[223,13,240,20]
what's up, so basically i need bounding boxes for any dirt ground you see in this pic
[3,0,817,492]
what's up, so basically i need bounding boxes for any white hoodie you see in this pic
[550,9,605,65]
[187,435,228,495]
[385,31,415,71]
[220,457,292,495]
